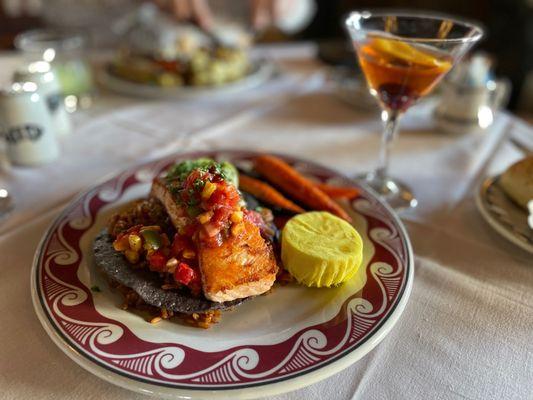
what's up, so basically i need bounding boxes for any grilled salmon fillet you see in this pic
[199,219,278,302]
[151,178,186,228]
[151,177,278,302]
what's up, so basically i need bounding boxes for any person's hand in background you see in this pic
[153,0,315,34]
[153,0,214,29]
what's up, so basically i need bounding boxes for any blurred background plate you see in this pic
[98,59,275,99]
[476,175,533,254]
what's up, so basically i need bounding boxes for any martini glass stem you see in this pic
[375,111,400,184]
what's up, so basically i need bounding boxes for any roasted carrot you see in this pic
[239,174,304,214]
[315,183,360,199]
[254,155,352,222]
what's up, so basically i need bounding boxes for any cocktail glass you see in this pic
[345,11,483,209]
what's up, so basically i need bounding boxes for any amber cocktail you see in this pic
[358,37,452,112]
[346,12,483,209]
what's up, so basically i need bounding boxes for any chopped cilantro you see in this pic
[187,196,199,206]
[193,178,205,191]
[164,158,238,187]
[165,158,217,182]
[168,184,182,196]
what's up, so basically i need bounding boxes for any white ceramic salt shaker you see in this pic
[0,81,59,166]
[13,61,72,137]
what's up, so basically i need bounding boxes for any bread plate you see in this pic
[476,175,533,254]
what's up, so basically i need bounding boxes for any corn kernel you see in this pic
[201,181,217,199]
[124,249,139,264]
[128,234,142,252]
[183,249,196,259]
[197,211,213,224]
[231,222,244,236]
[113,237,129,252]
[166,257,178,273]
[230,211,243,223]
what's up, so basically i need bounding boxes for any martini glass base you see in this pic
[356,172,418,210]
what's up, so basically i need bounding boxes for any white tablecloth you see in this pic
[0,44,532,400]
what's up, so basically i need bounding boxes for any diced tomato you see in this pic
[183,169,205,190]
[147,250,167,272]
[171,232,197,258]
[171,234,187,256]
[211,174,224,183]
[206,184,239,211]
[212,207,232,226]
[182,223,197,238]
[173,169,243,250]
[174,262,202,295]
[206,189,226,208]
[174,262,195,285]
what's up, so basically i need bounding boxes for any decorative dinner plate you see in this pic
[31,150,413,399]
[98,60,275,100]
[476,175,533,254]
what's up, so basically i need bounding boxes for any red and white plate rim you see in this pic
[31,150,414,399]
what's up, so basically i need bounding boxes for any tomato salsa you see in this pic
[112,162,263,296]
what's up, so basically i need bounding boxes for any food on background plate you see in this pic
[94,155,364,328]
[111,47,249,87]
[281,212,363,287]
[110,16,250,88]
[499,156,533,209]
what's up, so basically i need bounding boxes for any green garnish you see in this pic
[193,178,205,191]
[165,158,239,187]
[91,285,101,292]
[168,182,182,196]
[186,196,200,207]
[141,230,162,250]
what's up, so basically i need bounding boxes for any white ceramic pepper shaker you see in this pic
[0,81,60,166]
[13,61,72,137]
